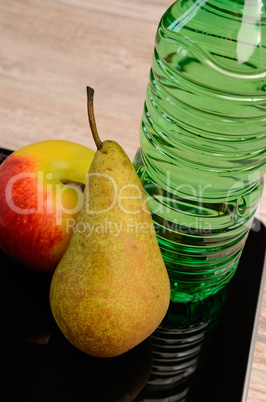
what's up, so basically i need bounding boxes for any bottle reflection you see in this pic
[0,220,263,401]
[135,288,227,401]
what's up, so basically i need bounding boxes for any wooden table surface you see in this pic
[0,1,265,400]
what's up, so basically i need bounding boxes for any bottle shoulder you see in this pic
[156,0,266,92]
[160,1,266,67]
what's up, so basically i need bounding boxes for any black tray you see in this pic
[0,148,265,401]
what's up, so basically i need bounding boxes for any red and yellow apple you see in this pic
[0,140,95,273]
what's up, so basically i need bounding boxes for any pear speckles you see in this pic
[49,88,170,357]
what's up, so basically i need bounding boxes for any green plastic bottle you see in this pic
[134,0,266,302]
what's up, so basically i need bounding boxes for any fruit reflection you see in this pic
[28,328,153,402]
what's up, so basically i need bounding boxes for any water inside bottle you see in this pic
[134,0,266,302]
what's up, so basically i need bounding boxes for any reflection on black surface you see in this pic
[188,219,266,402]
[135,219,266,401]
[0,249,153,402]
[0,324,153,402]
[28,328,153,402]
[134,290,227,401]
[0,248,54,344]
[0,219,265,402]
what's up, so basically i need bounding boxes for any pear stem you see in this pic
[87,86,102,150]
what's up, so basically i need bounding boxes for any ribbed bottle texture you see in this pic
[134,0,266,302]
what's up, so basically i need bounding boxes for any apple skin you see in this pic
[0,140,95,273]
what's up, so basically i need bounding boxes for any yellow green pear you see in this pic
[49,87,170,358]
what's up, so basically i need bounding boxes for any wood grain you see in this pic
[0,1,265,400]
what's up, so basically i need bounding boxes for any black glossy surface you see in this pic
[135,219,266,402]
[0,148,265,401]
